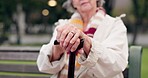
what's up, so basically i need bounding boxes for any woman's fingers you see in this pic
[70,30,82,44]
[65,38,80,52]
[56,24,84,52]
[63,31,75,48]
[56,26,64,42]
[70,38,80,52]
[56,25,70,46]
[59,30,70,47]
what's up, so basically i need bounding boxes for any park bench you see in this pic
[0,46,142,78]
[0,46,50,78]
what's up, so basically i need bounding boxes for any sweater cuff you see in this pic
[47,52,66,68]
[38,44,66,73]
[78,39,102,68]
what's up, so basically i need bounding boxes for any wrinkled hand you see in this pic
[56,24,84,52]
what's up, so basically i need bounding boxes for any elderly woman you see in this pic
[37,0,128,78]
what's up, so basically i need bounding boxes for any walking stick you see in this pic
[54,39,84,78]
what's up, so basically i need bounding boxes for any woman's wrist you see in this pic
[83,35,92,56]
[50,45,64,62]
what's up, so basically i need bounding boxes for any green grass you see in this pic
[141,48,148,78]
[0,60,36,65]
[0,72,50,77]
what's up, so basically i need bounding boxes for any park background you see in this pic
[0,0,147,78]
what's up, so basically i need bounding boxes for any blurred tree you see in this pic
[0,0,17,44]
[0,0,70,44]
[132,0,148,45]
[104,0,116,15]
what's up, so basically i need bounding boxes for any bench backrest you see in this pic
[128,46,143,78]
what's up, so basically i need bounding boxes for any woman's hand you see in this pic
[56,24,84,52]
[51,24,92,62]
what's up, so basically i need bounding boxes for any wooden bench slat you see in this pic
[0,46,40,52]
[0,52,38,61]
[0,64,40,73]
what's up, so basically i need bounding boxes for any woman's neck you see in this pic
[79,8,97,27]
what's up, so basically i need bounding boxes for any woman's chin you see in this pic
[80,7,92,12]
